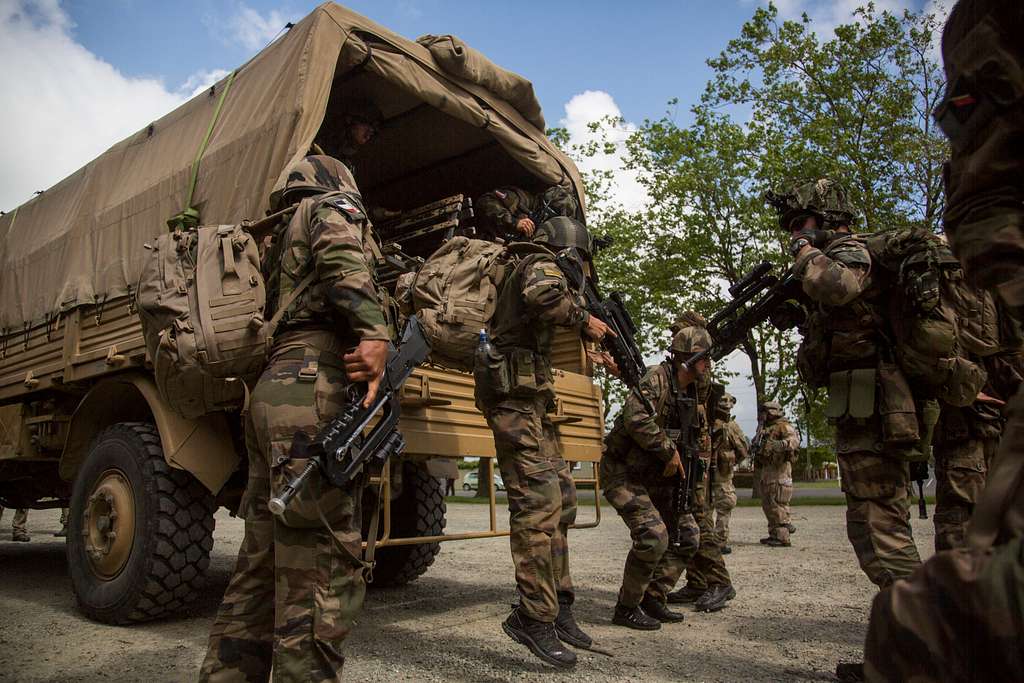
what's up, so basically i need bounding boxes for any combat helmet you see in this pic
[341,98,385,129]
[766,178,857,231]
[718,392,736,412]
[533,216,593,258]
[269,155,355,211]
[759,400,785,421]
[669,313,712,357]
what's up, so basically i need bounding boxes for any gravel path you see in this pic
[0,502,936,682]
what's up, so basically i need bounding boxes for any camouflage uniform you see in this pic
[756,403,799,545]
[200,156,389,682]
[864,4,1024,679]
[794,226,922,588]
[711,394,747,547]
[474,249,588,624]
[475,186,580,241]
[601,360,703,607]
[0,507,29,541]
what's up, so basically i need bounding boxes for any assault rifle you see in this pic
[668,382,726,548]
[555,247,655,414]
[268,316,431,516]
[684,260,806,370]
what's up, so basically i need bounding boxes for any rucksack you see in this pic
[400,237,546,371]
[861,228,989,406]
[137,224,311,418]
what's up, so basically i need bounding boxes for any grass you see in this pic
[793,479,840,489]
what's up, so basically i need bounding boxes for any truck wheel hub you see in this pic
[82,469,135,579]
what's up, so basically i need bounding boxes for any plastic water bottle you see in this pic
[473,329,492,387]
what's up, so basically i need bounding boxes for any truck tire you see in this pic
[368,463,446,587]
[67,422,217,624]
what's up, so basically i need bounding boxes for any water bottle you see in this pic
[473,329,492,388]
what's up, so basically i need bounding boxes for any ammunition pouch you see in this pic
[877,361,920,445]
[825,368,876,422]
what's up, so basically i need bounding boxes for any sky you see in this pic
[0,0,942,436]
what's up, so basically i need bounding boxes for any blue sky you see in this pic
[0,0,940,436]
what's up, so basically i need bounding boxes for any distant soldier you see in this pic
[863,3,1024,681]
[475,185,580,241]
[601,321,710,630]
[474,217,611,669]
[756,401,799,547]
[0,507,29,542]
[200,155,390,681]
[711,393,747,554]
[316,98,384,179]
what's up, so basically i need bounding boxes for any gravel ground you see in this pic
[0,502,936,682]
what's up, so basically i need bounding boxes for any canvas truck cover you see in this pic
[0,2,584,332]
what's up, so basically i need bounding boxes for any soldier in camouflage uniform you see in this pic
[0,507,29,542]
[315,99,384,179]
[777,178,923,588]
[755,401,799,547]
[474,216,611,669]
[862,3,1024,680]
[711,393,747,553]
[475,185,580,241]
[200,155,390,682]
[601,322,710,630]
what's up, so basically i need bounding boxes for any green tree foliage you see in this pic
[553,2,947,442]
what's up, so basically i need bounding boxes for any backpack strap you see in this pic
[266,270,317,336]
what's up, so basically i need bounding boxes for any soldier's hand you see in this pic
[344,339,389,407]
[515,217,536,237]
[584,315,616,341]
[663,450,685,480]
[976,391,1006,407]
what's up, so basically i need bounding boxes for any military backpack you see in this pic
[397,236,549,372]
[137,224,311,418]
[862,227,992,407]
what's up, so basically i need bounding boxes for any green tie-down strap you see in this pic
[167,70,238,231]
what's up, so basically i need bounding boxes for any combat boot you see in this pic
[694,584,736,612]
[11,531,29,542]
[502,607,577,669]
[554,592,593,649]
[640,595,685,623]
[786,523,797,534]
[760,536,791,547]
[666,584,705,604]
[835,662,865,681]
[611,603,660,630]
[721,545,732,554]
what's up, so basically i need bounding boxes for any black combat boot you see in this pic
[640,595,685,623]
[666,584,706,604]
[611,603,661,630]
[694,584,735,612]
[835,662,865,681]
[786,523,797,534]
[502,607,577,669]
[760,536,791,547]
[721,545,732,555]
[554,592,593,649]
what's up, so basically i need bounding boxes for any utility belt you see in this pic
[477,346,555,404]
[824,360,938,460]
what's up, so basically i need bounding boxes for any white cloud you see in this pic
[0,1,228,212]
[228,5,295,51]
[559,90,649,213]
[763,0,949,35]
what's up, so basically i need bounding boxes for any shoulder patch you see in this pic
[542,267,562,278]
[322,194,366,221]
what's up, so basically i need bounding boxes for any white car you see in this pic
[461,471,506,492]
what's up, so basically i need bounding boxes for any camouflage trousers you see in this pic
[682,464,732,590]
[711,474,737,546]
[838,451,922,588]
[933,436,996,552]
[483,394,577,623]
[200,343,366,683]
[602,470,699,606]
[0,507,28,536]
[760,461,793,543]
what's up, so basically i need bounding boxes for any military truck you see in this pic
[0,3,604,624]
